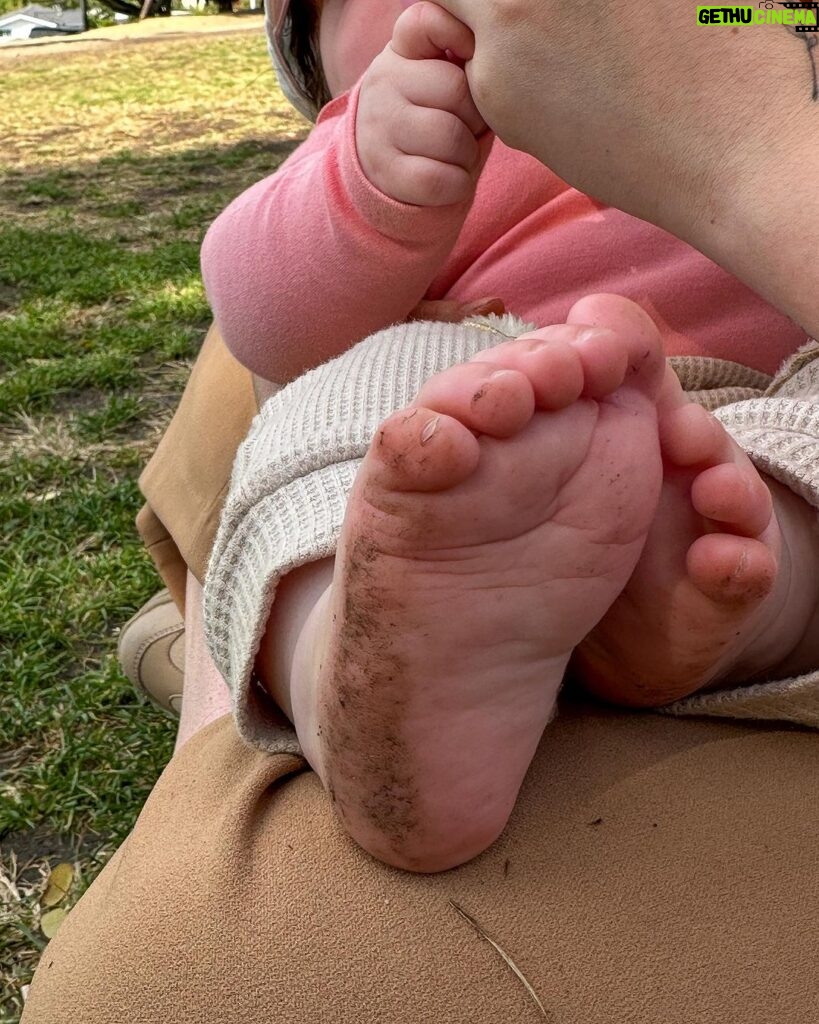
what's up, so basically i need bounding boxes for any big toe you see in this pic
[566,293,666,399]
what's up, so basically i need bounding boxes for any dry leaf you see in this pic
[41,863,74,908]
[40,908,68,939]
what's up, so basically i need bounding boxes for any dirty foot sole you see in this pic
[300,296,666,871]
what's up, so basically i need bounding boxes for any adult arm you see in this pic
[428,0,819,339]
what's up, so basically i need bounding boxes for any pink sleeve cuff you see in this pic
[328,79,470,246]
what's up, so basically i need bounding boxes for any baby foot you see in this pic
[294,297,666,872]
[573,296,815,707]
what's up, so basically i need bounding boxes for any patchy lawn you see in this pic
[0,24,307,1021]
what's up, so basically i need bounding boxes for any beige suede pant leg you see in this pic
[22,704,819,1024]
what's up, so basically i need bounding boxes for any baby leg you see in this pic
[175,572,232,751]
[574,297,819,706]
[256,299,668,873]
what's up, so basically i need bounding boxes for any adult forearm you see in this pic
[432,0,819,337]
[693,143,819,341]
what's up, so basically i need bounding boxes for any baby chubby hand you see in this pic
[356,1,492,207]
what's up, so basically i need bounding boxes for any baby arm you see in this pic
[202,3,492,385]
[356,2,490,208]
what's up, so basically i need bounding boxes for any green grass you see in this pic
[0,27,306,1022]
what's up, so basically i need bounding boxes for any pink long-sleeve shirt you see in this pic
[201,83,803,384]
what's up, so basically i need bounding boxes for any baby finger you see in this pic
[401,106,481,172]
[386,153,476,207]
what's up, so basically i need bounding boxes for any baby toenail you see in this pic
[420,416,439,446]
[576,327,616,343]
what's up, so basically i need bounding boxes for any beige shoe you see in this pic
[117,589,185,716]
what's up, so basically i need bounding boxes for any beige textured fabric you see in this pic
[204,320,819,752]
[205,315,533,754]
[21,706,819,1024]
[667,354,772,412]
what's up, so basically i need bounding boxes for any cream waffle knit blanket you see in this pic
[204,316,819,754]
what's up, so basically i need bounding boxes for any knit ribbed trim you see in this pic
[668,355,772,394]
[661,673,819,728]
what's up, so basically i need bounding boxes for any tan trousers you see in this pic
[135,323,257,611]
[22,702,819,1023]
[34,325,813,1021]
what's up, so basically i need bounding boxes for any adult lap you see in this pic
[23,704,818,1024]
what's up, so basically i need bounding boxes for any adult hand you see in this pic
[429,1,806,224]
[427,0,819,337]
